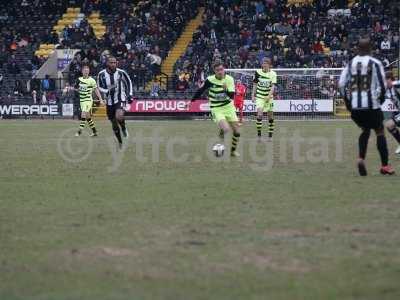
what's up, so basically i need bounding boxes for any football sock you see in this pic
[79,117,85,131]
[377,134,389,166]
[268,119,275,138]
[87,118,96,133]
[256,117,262,136]
[118,119,126,132]
[231,132,240,152]
[359,129,370,159]
[112,119,122,144]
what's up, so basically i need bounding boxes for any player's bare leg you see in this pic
[229,121,241,157]
[385,119,400,154]
[218,119,230,143]
[218,128,225,140]
[267,110,274,141]
[256,108,263,141]
[116,108,128,138]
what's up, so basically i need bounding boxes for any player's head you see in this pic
[262,57,271,70]
[81,65,90,77]
[107,56,117,72]
[213,60,225,78]
[357,37,371,56]
[386,71,394,88]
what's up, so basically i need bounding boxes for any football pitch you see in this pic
[1,119,400,300]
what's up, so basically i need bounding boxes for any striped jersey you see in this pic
[97,68,133,105]
[386,80,400,110]
[192,74,235,108]
[76,76,97,102]
[338,55,386,110]
[253,69,277,101]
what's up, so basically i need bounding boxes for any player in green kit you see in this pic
[75,65,104,137]
[252,57,277,141]
[188,60,241,157]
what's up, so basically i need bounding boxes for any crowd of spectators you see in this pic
[0,0,76,101]
[63,0,199,91]
[174,0,399,90]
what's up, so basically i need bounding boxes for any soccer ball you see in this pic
[212,144,225,157]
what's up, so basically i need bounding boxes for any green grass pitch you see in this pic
[1,119,400,300]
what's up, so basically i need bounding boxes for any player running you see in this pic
[97,56,133,148]
[188,60,241,157]
[252,57,277,141]
[339,38,394,176]
[75,65,104,137]
[234,79,247,124]
[384,71,400,155]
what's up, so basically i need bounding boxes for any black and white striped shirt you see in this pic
[386,80,400,110]
[97,68,133,105]
[339,55,386,110]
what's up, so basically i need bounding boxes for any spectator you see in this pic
[380,38,391,51]
[32,90,37,104]
[41,91,47,104]
[41,75,51,92]
[13,80,24,96]
[7,61,20,75]
[150,81,160,97]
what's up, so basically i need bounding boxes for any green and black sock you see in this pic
[256,117,262,137]
[78,117,85,133]
[268,119,275,138]
[87,118,97,133]
[231,132,240,152]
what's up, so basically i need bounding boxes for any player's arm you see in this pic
[89,78,104,104]
[186,79,212,110]
[70,79,79,91]
[225,76,235,100]
[97,72,109,94]
[375,61,387,104]
[94,87,105,105]
[252,72,259,102]
[338,64,351,110]
[191,79,211,101]
[121,70,134,102]
[269,72,277,100]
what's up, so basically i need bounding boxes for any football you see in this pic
[212,143,225,157]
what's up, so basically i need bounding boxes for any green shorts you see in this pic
[256,98,274,112]
[80,101,93,113]
[211,102,238,123]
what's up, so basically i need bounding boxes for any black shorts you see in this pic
[106,102,126,120]
[351,109,384,130]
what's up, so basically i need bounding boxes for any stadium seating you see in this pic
[173,0,399,89]
[0,0,68,100]
[62,0,201,92]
